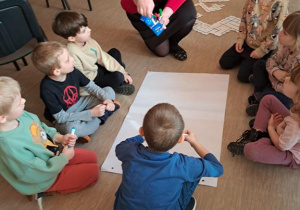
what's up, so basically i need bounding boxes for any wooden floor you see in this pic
[1,0,300,209]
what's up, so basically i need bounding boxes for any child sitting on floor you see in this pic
[0,76,99,197]
[228,65,300,169]
[246,10,300,117]
[52,11,135,95]
[31,41,119,140]
[219,0,288,83]
[114,103,223,210]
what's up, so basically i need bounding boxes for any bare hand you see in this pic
[91,104,106,117]
[124,74,133,84]
[250,50,262,59]
[62,146,74,160]
[273,113,283,128]
[235,43,244,53]
[159,7,173,28]
[135,0,154,17]
[61,134,77,146]
[273,70,288,82]
[276,121,286,136]
[103,99,115,111]
[268,114,275,128]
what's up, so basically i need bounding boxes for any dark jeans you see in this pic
[219,43,272,83]
[252,60,269,92]
[252,59,293,109]
[259,85,293,110]
[179,179,200,210]
[94,48,125,88]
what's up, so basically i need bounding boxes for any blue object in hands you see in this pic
[140,16,165,36]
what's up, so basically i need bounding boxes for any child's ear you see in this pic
[139,127,144,136]
[0,115,7,124]
[67,36,76,42]
[52,68,61,76]
[178,134,185,144]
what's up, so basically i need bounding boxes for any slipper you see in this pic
[170,46,187,61]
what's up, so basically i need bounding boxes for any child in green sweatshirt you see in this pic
[0,77,99,197]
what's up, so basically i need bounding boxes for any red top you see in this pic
[121,0,186,14]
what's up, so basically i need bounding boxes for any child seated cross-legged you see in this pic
[227,66,300,169]
[246,11,300,117]
[0,77,99,198]
[219,0,288,83]
[52,11,135,96]
[114,103,224,210]
[31,41,119,140]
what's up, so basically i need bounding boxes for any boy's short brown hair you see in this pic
[52,11,88,39]
[31,41,66,75]
[143,103,184,152]
[0,77,21,115]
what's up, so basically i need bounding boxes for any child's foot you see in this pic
[77,136,91,143]
[99,101,121,125]
[249,118,255,129]
[227,128,263,156]
[170,45,187,61]
[114,84,135,95]
[246,103,259,117]
[185,197,196,210]
[247,92,260,105]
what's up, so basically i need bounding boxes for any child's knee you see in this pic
[243,143,257,161]
[102,86,115,99]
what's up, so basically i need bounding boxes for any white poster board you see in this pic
[102,72,229,187]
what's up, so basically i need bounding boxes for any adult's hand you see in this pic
[134,0,155,17]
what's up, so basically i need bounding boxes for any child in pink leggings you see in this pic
[228,65,300,169]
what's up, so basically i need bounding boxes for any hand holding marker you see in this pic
[68,127,76,148]
[140,8,165,36]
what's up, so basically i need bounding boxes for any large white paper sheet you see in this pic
[101,72,229,187]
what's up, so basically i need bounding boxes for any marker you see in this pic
[183,133,188,137]
[159,8,162,17]
[68,127,76,148]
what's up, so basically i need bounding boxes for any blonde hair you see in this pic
[290,65,300,118]
[143,103,184,152]
[0,77,21,115]
[283,11,300,51]
[31,41,66,75]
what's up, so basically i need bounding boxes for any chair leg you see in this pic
[45,0,49,8]
[87,0,92,11]
[22,57,28,66]
[60,0,66,9]
[13,61,20,71]
[61,0,71,10]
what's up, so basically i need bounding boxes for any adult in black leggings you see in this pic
[121,0,197,61]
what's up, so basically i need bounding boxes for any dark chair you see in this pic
[45,0,93,11]
[0,0,48,70]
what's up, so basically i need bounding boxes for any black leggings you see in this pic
[93,48,125,88]
[219,43,272,83]
[126,0,196,56]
